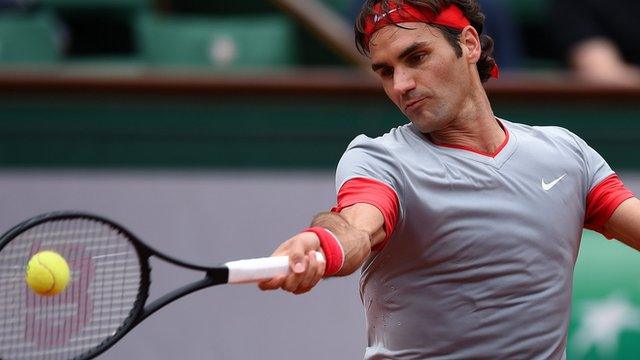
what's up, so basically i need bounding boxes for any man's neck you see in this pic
[428,92,504,156]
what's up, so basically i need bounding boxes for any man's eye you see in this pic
[379,68,394,78]
[408,53,426,65]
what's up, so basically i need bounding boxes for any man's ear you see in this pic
[460,25,481,64]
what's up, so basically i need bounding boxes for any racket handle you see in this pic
[225,252,325,284]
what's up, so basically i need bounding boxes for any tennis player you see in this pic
[259,0,640,358]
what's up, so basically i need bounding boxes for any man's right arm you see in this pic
[258,203,386,294]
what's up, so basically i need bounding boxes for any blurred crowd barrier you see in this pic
[0,0,637,77]
[0,0,347,67]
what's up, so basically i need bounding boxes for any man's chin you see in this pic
[407,115,441,134]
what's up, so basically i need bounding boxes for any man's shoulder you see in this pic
[502,119,598,166]
[335,125,414,186]
[346,123,417,151]
[503,119,581,145]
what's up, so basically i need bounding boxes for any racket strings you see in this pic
[0,218,143,360]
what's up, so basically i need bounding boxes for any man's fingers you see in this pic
[258,231,322,293]
[294,252,326,294]
[314,254,326,284]
[294,251,323,294]
[294,251,317,293]
[283,254,309,292]
[289,242,309,274]
[258,275,286,291]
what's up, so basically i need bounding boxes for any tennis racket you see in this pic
[0,211,323,360]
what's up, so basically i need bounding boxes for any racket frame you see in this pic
[0,211,231,360]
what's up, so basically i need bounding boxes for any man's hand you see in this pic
[259,205,386,295]
[258,231,326,294]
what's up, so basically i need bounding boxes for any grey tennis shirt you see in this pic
[335,119,613,359]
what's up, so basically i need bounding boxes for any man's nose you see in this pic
[393,68,417,94]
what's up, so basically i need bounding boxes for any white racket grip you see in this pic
[225,252,325,284]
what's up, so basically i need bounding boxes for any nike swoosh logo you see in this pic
[541,174,567,191]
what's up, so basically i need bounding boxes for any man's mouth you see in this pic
[404,97,428,111]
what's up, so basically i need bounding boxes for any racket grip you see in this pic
[225,252,325,284]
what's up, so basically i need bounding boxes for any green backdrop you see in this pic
[570,231,640,359]
[0,91,638,169]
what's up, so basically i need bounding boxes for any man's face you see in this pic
[369,23,473,133]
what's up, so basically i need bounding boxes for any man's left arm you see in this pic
[603,197,640,251]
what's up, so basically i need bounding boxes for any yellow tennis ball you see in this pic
[25,251,70,296]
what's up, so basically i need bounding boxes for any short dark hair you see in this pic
[355,0,497,83]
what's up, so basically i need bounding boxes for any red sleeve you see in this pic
[331,177,399,248]
[584,174,635,238]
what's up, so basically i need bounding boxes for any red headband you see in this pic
[363,1,499,78]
